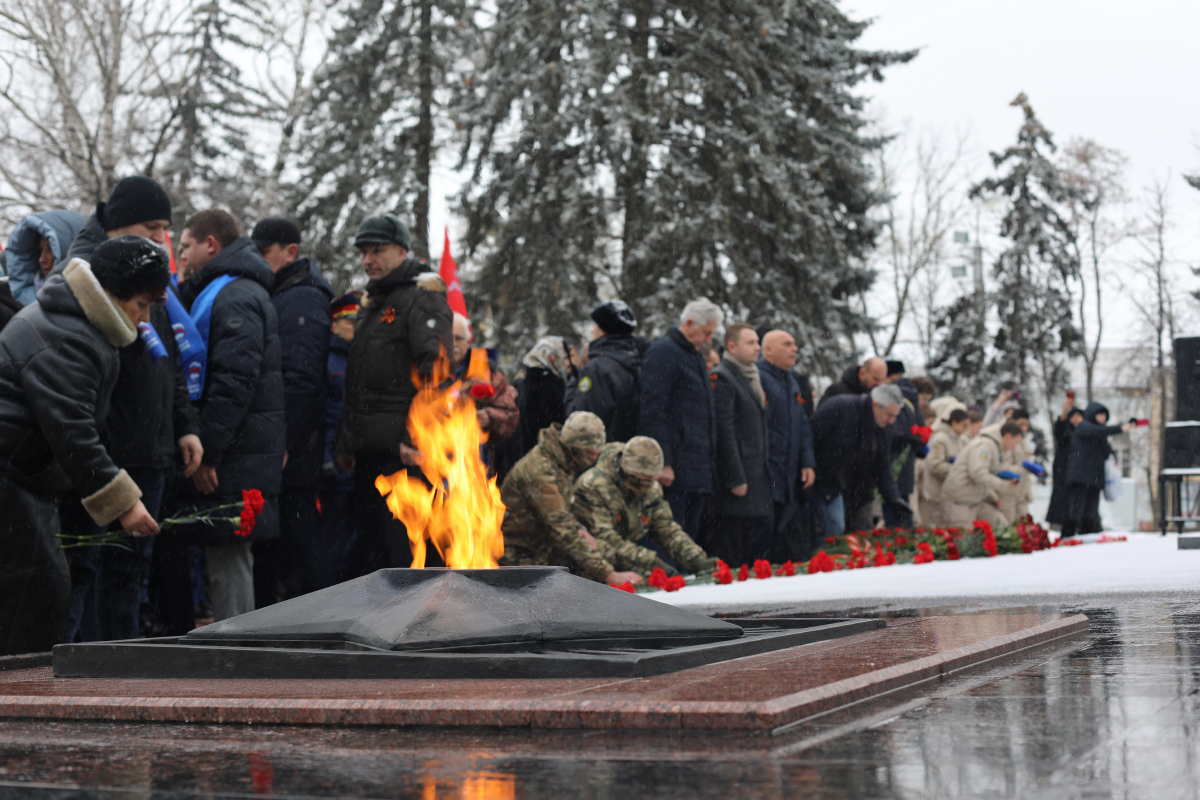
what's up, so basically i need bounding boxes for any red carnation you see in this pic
[753,559,772,580]
[611,582,635,593]
[235,489,265,538]
[910,424,933,445]
[737,564,749,582]
[807,552,835,574]
[647,567,668,589]
[663,575,687,592]
[825,536,836,545]
[469,383,496,400]
[775,561,795,577]
[913,542,935,564]
[715,560,734,584]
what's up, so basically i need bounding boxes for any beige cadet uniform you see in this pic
[499,413,611,582]
[572,438,711,576]
[940,427,1017,528]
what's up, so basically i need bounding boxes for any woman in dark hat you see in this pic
[0,236,170,655]
[1046,397,1084,528]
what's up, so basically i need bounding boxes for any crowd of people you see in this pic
[0,176,1135,655]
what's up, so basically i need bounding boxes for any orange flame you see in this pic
[375,348,506,568]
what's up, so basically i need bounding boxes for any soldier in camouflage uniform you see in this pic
[499,412,642,585]
[573,437,720,577]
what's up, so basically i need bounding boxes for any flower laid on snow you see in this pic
[808,552,836,574]
[714,560,734,584]
[737,564,750,582]
[753,559,773,580]
[913,542,935,564]
[647,567,669,589]
[662,575,687,592]
[610,582,636,593]
[775,560,796,577]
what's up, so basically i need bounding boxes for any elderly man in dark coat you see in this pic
[819,356,888,405]
[638,298,724,539]
[1061,402,1134,537]
[249,217,334,605]
[757,330,817,561]
[566,300,642,443]
[174,209,285,622]
[701,323,773,567]
[810,384,912,536]
[0,238,168,654]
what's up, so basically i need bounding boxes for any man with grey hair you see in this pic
[809,383,912,535]
[638,297,724,542]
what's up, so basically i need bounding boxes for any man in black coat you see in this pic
[335,214,453,575]
[882,360,925,528]
[566,300,641,444]
[0,240,167,654]
[174,209,285,621]
[758,330,817,562]
[638,298,724,540]
[703,323,773,566]
[49,177,203,642]
[1062,402,1134,537]
[819,356,888,405]
[810,384,911,536]
[248,217,334,605]
[1046,400,1084,527]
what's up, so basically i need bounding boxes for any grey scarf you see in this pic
[723,350,765,408]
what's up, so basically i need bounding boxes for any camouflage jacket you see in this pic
[498,424,613,582]
[572,443,708,574]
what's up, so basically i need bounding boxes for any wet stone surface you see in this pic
[0,600,1198,798]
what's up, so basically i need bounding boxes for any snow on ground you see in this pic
[646,533,1200,614]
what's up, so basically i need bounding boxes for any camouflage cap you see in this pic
[621,436,664,476]
[560,411,606,450]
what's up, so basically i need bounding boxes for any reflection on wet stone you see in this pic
[1,603,1199,797]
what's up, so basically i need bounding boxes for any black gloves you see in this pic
[689,556,720,574]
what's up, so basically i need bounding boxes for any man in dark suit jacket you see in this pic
[702,323,772,567]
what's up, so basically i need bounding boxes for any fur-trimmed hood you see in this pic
[37,259,137,347]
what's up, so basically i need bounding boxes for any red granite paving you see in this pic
[0,614,1087,731]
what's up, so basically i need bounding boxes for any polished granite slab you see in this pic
[0,613,1086,732]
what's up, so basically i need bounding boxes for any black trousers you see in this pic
[0,476,71,655]
[341,454,445,578]
[253,487,342,607]
[1061,484,1102,537]
[700,513,772,568]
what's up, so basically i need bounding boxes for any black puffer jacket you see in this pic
[810,393,899,508]
[0,281,21,332]
[1067,402,1122,489]
[54,214,199,470]
[271,258,333,488]
[176,238,285,545]
[0,262,142,524]
[565,333,641,444]
[336,259,453,455]
[819,364,868,406]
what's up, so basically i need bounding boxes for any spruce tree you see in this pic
[288,0,473,285]
[967,94,1081,408]
[457,0,914,366]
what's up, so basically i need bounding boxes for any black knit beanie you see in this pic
[90,236,171,299]
[98,176,172,232]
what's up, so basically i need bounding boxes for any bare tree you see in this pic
[861,123,970,357]
[1059,138,1130,403]
[0,0,182,217]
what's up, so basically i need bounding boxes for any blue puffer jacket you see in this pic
[323,332,353,492]
[4,210,86,306]
[638,327,715,494]
[270,258,333,489]
[758,359,815,505]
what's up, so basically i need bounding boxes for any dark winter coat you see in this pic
[638,327,716,495]
[0,281,21,331]
[791,369,816,418]
[335,259,453,456]
[175,237,285,545]
[819,364,869,406]
[709,359,772,518]
[0,261,142,525]
[270,258,333,489]
[889,377,923,498]
[1066,402,1122,489]
[323,333,353,492]
[4,210,87,306]
[565,333,641,444]
[810,393,900,509]
[1045,414,1079,524]
[52,214,199,471]
[509,369,568,463]
[758,360,816,505]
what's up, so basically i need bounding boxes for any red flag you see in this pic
[438,227,468,318]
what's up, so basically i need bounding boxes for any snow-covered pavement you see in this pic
[647,533,1200,614]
